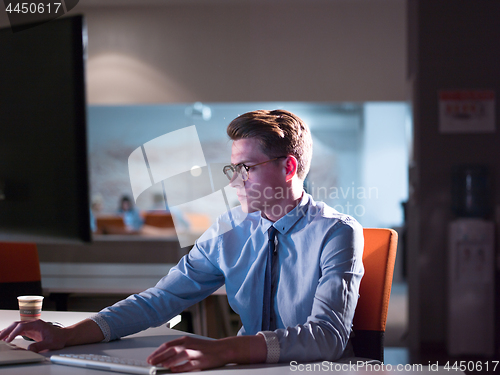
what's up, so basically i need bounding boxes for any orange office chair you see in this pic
[184,213,211,232]
[351,228,398,362]
[143,212,175,228]
[95,215,126,234]
[0,242,43,310]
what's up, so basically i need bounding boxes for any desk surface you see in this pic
[0,309,197,375]
[0,310,463,375]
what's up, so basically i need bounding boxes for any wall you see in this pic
[0,0,407,103]
[87,103,362,217]
[408,0,500,359]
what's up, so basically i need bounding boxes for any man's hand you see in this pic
[0,319,67,352]
[0,318,104,353]
[147,334,267,372]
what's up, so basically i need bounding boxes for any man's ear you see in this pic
[285,156,298,182]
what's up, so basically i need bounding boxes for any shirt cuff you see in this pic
[257,331,280,363]
[89,314,111,342]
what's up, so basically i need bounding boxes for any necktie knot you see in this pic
[269,226,277,254]
[269,226,277,239]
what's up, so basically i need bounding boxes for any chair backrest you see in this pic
[95,215,125,234]
[184,213,211,233]
[0,242,43,310]
[144,212,175,228]
[351,228,398,362]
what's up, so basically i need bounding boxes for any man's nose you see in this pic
[229,173,243,188]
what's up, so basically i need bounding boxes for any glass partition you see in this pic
[87,102,411,247]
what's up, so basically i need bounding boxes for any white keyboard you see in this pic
[50,353,170,375]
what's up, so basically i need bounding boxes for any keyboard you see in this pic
[50,353,170,375]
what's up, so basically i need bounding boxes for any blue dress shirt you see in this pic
[91,192,364,362]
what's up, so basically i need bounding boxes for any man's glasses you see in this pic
[223,156,287,182]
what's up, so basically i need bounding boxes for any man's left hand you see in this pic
[147,334,267,372]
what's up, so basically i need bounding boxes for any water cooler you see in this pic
[447,166,495,356]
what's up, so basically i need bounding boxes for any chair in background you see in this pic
[184,213,211,233]
[143,212,175,228]
[351,228,398,362]
[95,215,126,234]
[0,242,43,310]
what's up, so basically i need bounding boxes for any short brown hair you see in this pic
[227,109,312,180]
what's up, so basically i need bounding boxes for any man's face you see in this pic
[230,138,286,215]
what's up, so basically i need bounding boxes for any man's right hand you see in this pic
[0,319,67,352]
[0,318,104,353]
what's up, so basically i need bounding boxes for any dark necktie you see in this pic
[262,226,278,331]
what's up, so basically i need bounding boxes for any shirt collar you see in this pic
[259,192,310,235]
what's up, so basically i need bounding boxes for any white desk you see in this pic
[0,309,196,375]
[0,310,464,375]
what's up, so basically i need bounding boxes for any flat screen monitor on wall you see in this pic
[0,15,91,242]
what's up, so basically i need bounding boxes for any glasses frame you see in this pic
[223,156,287,182]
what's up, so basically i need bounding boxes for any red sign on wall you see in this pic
[439,90,495,133]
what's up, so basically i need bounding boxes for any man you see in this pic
[0,109,364,372]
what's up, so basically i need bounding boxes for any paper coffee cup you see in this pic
[17,296,44,321]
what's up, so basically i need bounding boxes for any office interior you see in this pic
[1,0,499,368]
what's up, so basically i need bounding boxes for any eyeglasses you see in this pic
[223,156,287,182]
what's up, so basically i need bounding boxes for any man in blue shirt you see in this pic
[0,109,364,371]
